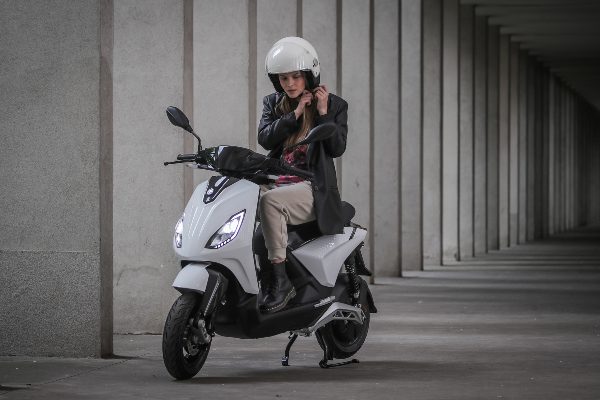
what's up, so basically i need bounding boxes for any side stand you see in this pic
[281,333,298,366]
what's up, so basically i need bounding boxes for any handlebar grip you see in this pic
[177,153,197,161]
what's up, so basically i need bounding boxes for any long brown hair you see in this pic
[275,83,316,148]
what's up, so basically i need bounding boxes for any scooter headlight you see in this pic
[206,210,245,249]
[174,214,184,248]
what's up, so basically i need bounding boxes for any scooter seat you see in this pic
[286,201,355,251]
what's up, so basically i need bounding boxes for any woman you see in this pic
[257,37,348,313]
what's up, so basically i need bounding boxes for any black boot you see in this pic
[259,262,296,313]
[258,262,273,305]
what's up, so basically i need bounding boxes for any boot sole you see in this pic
[260,288,297,314]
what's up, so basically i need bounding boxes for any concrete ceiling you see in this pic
[461,0,600,111]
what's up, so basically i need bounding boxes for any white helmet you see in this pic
[265,36,320,92]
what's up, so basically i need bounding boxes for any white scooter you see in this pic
[161,106,376,380]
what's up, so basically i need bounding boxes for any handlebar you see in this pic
[164,147,314,182]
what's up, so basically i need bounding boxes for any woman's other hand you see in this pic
[294,90,313,119]
[314,84,329,116]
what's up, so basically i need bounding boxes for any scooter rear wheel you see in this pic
[162,293,211,380]
[318,274,371,360]
[323,303,370,359]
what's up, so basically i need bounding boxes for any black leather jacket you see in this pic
[258,92,349,235]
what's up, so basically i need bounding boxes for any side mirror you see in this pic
[166,106,193,133]
[295,123,336,146]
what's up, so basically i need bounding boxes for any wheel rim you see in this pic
[182,322,209,362]
[331,306,369,347]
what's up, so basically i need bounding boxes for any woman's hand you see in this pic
[314,84,329,116]
[294,90,313,119]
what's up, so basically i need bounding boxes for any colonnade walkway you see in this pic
[2,230,599,399]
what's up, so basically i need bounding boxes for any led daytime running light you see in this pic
[206,210,245,249]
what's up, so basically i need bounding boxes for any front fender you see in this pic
[173,263,229,317]
[173,263,210,294]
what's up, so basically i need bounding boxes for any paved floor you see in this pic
[2,231,600,399]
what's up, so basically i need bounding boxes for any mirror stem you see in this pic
[189,129,202,151]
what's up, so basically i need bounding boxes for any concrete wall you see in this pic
[112,0,184,333]
[3,0,600,353]
[112,0,407,334]
[0,0,112,356]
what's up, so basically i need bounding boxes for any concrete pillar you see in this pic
[547,76,556,236]
[422,0,442,266]
[194,0,253,192]
[554,81,560,233]
[578,101,587,227]
[553,80,561,233]
[592,113,600,225]
[559,84,566,232]
[399,0,422,270]
[508,43,519,246]
[526,59,536,241]
[518,52,528,243]
[593,113,600,225]
[373,0,400,275]
[0,0,112,356]
[533,64,544,239]
[592,113,594,225]
[566,92,572,229]
[576,99,580,227]
[540,69,550,237]
[473,15,487,255]
[571,96,581,228]
[256,0,297,153]
[596,113,600,226]
[302,0,338,94]
[195,0,251,150]
[578,100,586,227]
[442,0,459,263]
[341,0,372,269]
[569,94,574,229]
[458,4,474,260]
[572,96,577,229]
[562,87,569,232]
[593,113,599,225]
[486,25,500,251]
[113,0,184,334]
[497,34,510,248]
[581,104,589,226]
[571,94,576,228]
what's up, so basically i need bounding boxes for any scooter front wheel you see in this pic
[162,293,211,380]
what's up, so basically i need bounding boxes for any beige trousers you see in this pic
[259,181,316,261]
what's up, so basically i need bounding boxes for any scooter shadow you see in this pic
[182,360,471,385]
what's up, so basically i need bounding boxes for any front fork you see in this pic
[189,269,229,344]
